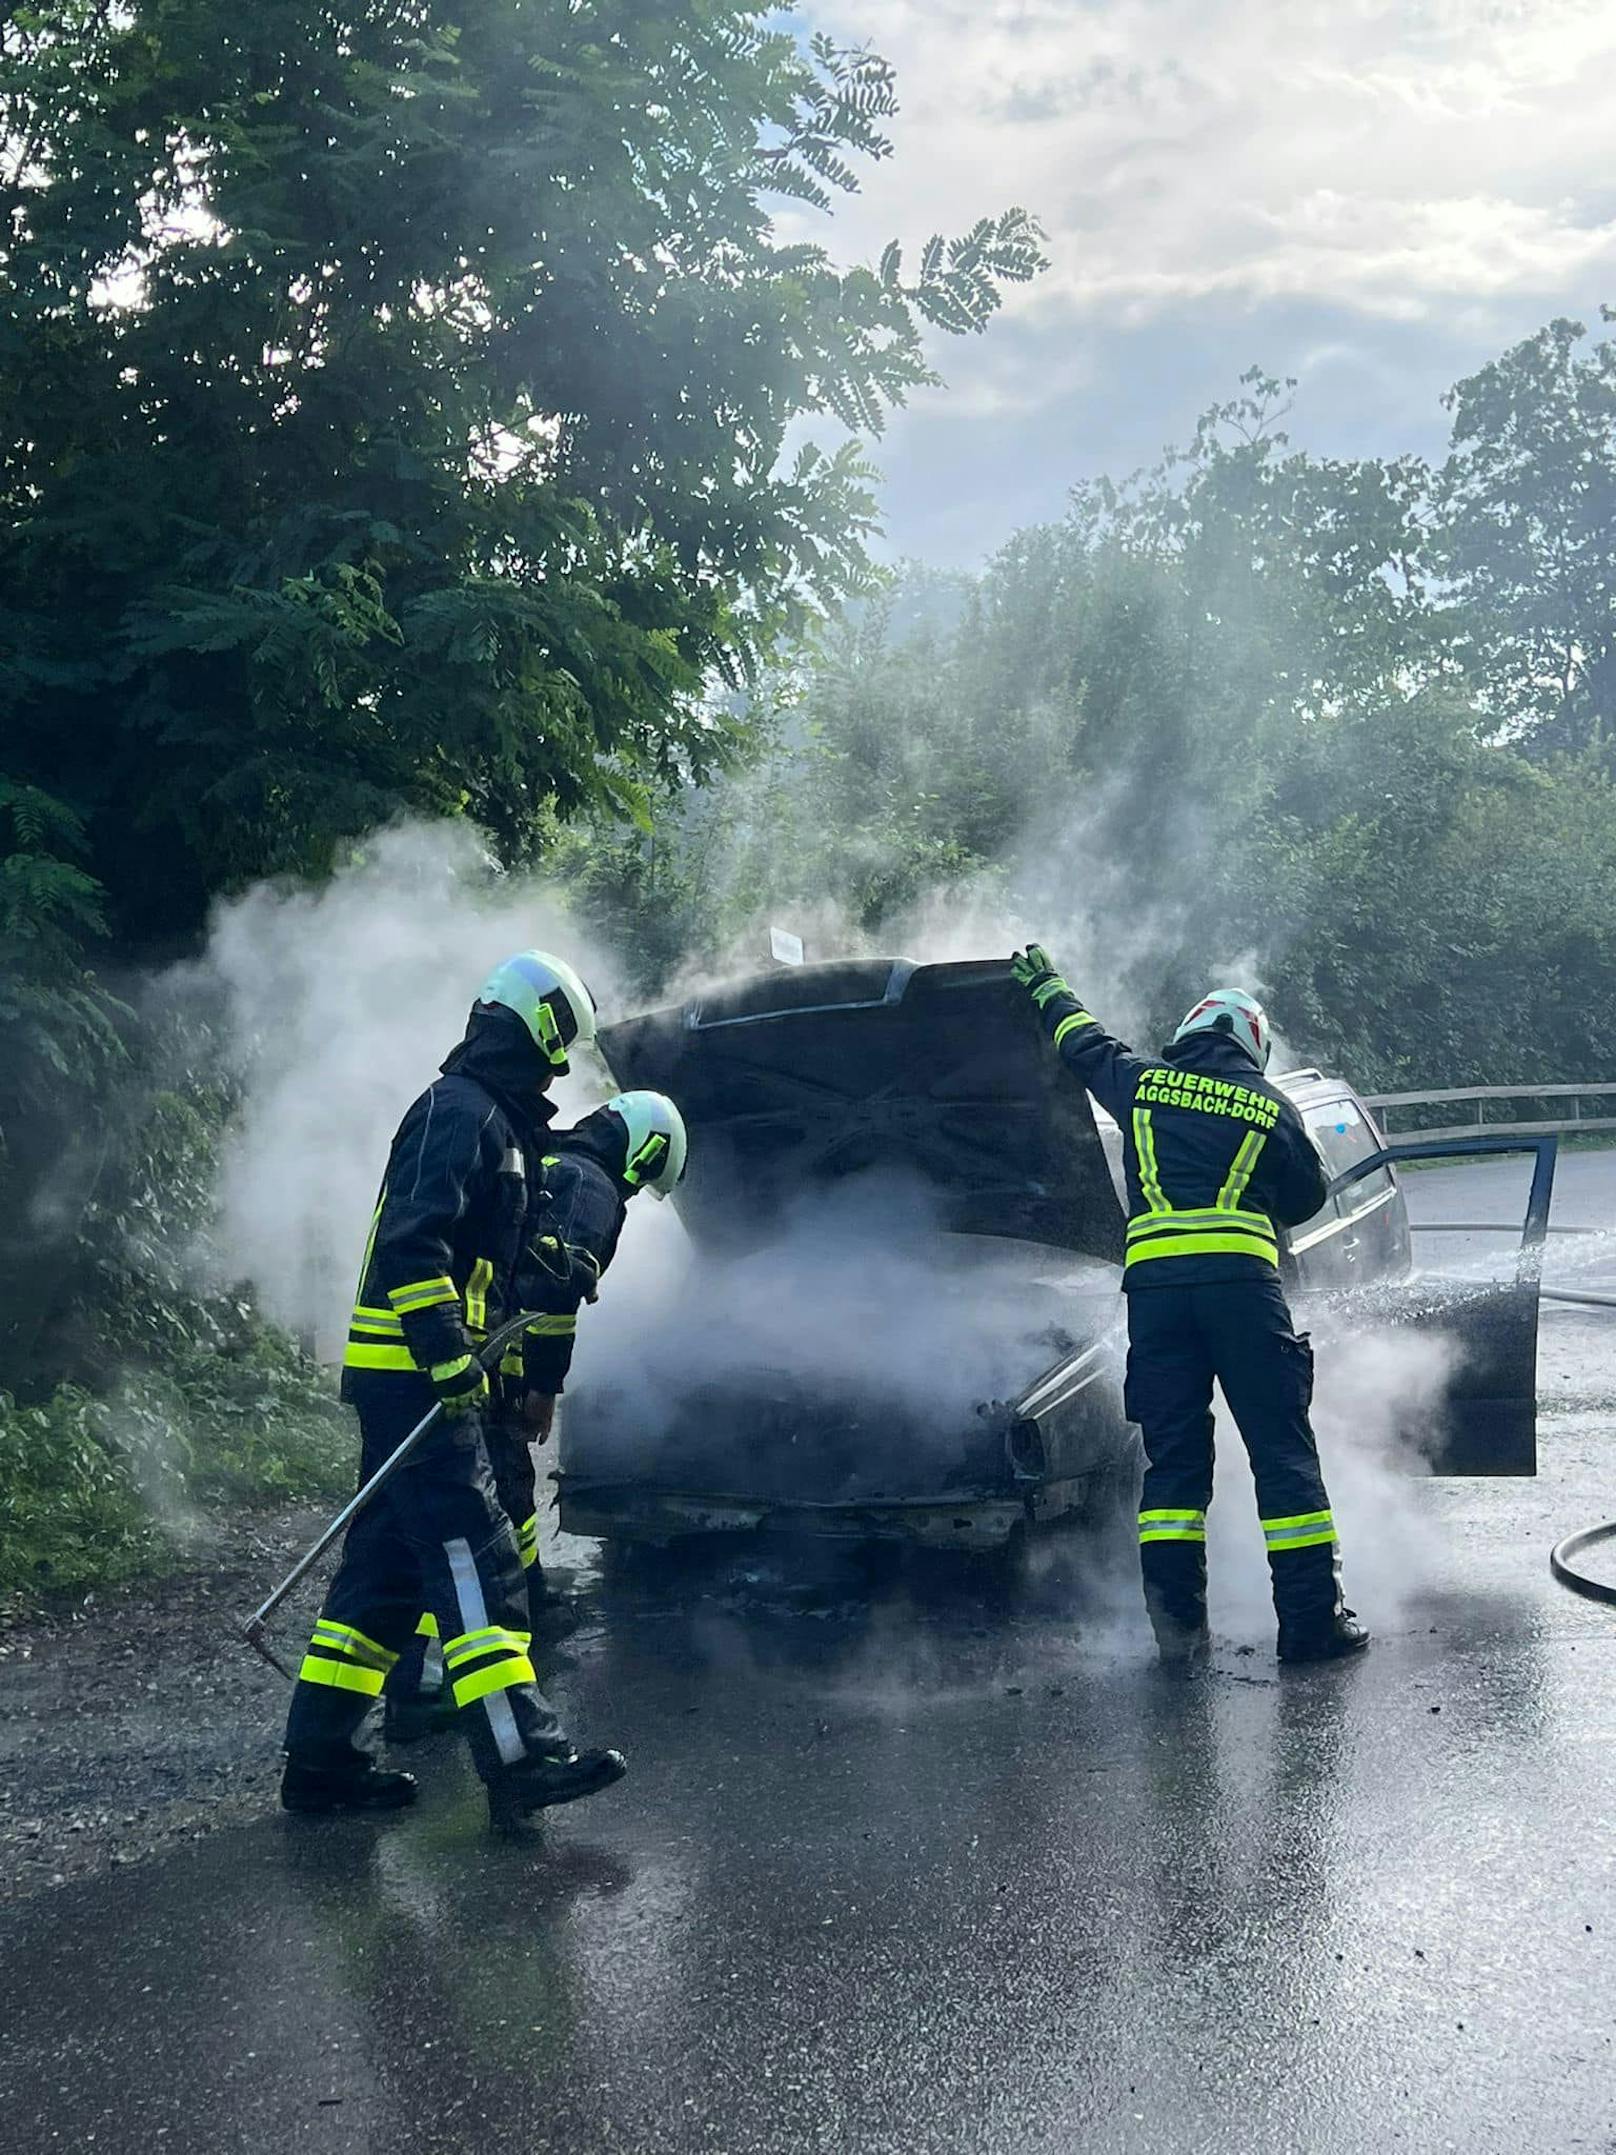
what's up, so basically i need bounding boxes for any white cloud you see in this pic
[803,0,1616,323]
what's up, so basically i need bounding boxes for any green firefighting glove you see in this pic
[428,1352,490,1416]
[1010,944,1072,1011]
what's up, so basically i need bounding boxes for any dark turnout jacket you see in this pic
[341,1007,559,1390]
[512,1117,632,1397]
[1033,987,1329,1291]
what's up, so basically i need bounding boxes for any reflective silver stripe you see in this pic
[443,1537,524,1765]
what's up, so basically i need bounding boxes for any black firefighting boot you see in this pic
[1141,1539,1210,1665]
[1277,1609,1371,1663]
[1272,1542,1370,1662]
[486,1746,628,1832]
[280,1754,419,1815]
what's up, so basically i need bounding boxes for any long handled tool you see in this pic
[241,1310,538,1676]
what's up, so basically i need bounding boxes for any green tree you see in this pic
[583,347,1616,1097]
[1435,312,1616,754]
[1,0,1044,955]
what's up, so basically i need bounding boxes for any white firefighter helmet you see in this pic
[1170,988,1271,1072]
[606,1090,689,1200]
[478,950,597,1071]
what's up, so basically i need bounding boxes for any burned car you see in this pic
[555,959,1553,1552]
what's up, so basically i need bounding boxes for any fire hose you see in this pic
[1550,1520,1616,1608]
[241,1310,539,1676]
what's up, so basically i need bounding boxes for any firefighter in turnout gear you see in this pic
[280,950,640,1829]
[1010,949,1369,1664]
[513,1090,688,1399]
[383,1088,690,1745]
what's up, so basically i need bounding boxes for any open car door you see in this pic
[1324,1135,1557,1476]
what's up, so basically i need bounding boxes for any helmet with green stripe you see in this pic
[606,1090,688,1201]
[478,950,596,1072]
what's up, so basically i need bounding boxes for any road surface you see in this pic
[2,1154,1614,2154]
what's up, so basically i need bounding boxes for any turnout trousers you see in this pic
[384,1410,547,1703]
[283,1377,569,1784]
[1124,1278,1343,1641]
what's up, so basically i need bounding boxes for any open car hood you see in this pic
[597,957,1127,1264]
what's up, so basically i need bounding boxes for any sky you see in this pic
[792,0,1616,565]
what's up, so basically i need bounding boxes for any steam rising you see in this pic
[186,813,1453,1644]
[1207,1321,1456,1638]
[190,822,615,1340]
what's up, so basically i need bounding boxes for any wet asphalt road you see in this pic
[3,1163,1616,2153]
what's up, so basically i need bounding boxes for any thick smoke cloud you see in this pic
[188,821,619,1341]
[186,813,1452,1646]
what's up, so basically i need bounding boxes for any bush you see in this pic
[0,1384,164,1605]
[0,1339,353,1615]
[0,1044,356,1613]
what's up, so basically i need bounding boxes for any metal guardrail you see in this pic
[1364,1082,1616,1144]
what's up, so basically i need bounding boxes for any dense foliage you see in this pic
[0,1065,349,1606]
[569,333,1616,1093]
[0,0,1038,1430]
[1,0,1041,955]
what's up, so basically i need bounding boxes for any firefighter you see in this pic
[510,1087,689,1424]
[1010,948,1368,1664]
[280,951,654,1829]
[383,1088,690,1745]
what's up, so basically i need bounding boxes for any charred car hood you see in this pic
[597,957,1127,1264]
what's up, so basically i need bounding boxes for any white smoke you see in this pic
[178,812,1456,1645]
[567,1172,1115,1480]
[185,821,623,1340]
[1205,1319,1456,1640]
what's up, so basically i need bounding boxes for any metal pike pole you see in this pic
[241,1311,538,1677]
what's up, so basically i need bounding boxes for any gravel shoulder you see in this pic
[0,1504,328,1898]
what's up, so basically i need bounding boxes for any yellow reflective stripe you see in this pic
[1139,1507,1207,1543]
[348,1319,406,1340]
[342,1341,419,1371]
[1127,1220,1277,1256]
[1133,1107,1165,1211]
[297,1654,386,1697]
[1128,1207,1275,1236]
[443,1629,532,1663]
[429,1354,476,1384]
[1052,1011,1098,1048]
[516,1514,540,1567]
[1217,1130,1268,1211]
[1139,1508,1206,1522]
[389,1276,458,1314]
[1263,1511,1336,1551]
[353,1201,384,1304]
[451,1655,537,1707]
[352,1303,404,1327]
[1125,1235,1279,1268]
[415,1611,439,1639]
[465,1258,493,1333]
[525,1314,577,1337]
[389,1275,456,1304]
[443,1623,532,1664]
[310,1621,398,1669]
